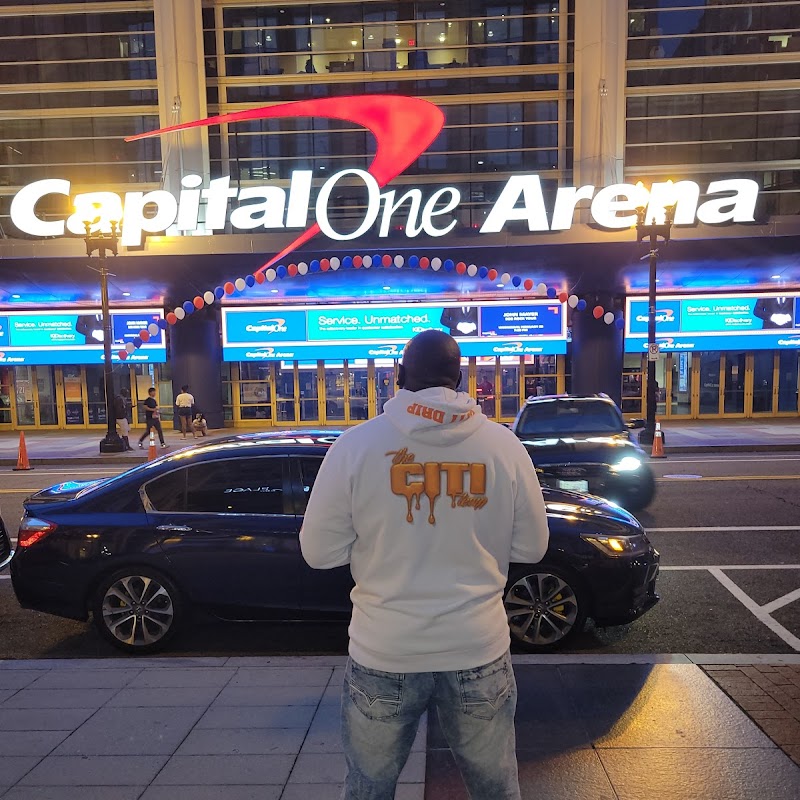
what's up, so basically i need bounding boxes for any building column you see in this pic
[573,0,627,190]
[153,0,210,197]
[570,302,624,407]
[169,307,224,429]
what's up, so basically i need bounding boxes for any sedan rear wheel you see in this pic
[92,567,183,654]
[504,565,587,651]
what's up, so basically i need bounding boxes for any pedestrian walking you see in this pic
[300,329,549,800]
[138,387,167,449]
[113,388,133,451]
[174,384,195,438]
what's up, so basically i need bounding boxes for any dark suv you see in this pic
[510,395,655,511]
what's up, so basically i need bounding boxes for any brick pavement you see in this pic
[702,665,800,767]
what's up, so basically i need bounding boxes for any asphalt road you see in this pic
[1,454,799,659]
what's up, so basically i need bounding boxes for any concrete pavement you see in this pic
[0,655,798,800]
[0,418,799,465]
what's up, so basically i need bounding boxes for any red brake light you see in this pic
[17,518,58,548]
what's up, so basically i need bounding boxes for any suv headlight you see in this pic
[581,533,649,557]
[612,456,642,472]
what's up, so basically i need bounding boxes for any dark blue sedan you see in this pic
[10,431,660,654]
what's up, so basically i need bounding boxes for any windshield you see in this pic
[516,399,624,436]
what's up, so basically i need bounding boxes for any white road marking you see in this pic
[657,457,800,465]
[708,567,800,652]
[660,565,800,570]
[648,526,800,533]
[762,587,800,615]
[0,575,9,580]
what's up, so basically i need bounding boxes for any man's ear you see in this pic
[397,364,406,388]
[455,371,463,390]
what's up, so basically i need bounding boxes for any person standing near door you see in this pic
[113,389,133,451]
[138,387,167,449]
[300,329,549,800]
[174,384,195,438]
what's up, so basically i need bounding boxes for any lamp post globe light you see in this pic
[83,218,126,454]
[634,183,676,447]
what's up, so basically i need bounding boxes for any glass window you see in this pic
[517,398,624,436]
[296,456,324,514]
[146,468,188,513]
[185,458,286,515]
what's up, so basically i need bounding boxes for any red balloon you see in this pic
[558,291,568,303]
[419,257,430,269]
[223,282,235,295]
[166,312,177,325]
[118,350,128,360]
[138,329,150,342]
[455,262,466,274]
[193,296,204,309]
[287,264,298,277]
[320,258,330,271]
[523,279,534,291]
[253,271,266,284]
[593,305,604,319]
[382,254,392,267]
[353,255,363,268]
[487,269,498,281]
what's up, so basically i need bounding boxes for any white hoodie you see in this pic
[300,387,549,672]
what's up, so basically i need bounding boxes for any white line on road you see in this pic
[658,457,800,465]
[660,565,800,570]
[647,526,800,533]
[708,567,800,652]
[762,587,800,614]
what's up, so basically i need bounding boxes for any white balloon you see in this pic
[537,282,548,295]
[330,257,340,270]
[203,291,215,305]
[500,272,511,285]
[431,257,442,269]
[604,312,615,325]
[174,307,186,320]
[467,264,478,277]
[568,295,579,308]
[394,255,404,267]
[148,323,160,336]
[298,262,309,275]
[363,255,373,268]
[234,277,246,291]
[125,341,136,353]
[266,269,277,282]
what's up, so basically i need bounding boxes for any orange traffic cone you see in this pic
[650,420,666,459]
[13,431,33,471]
[147,430,158,462]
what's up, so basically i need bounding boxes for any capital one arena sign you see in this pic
[9,95,759,254]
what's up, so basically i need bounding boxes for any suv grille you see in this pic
[542,464,607,479]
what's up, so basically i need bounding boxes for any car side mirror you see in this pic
[626,418,646,430]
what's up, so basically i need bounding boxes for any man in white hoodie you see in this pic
[301,329,549,800]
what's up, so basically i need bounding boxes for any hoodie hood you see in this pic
[383,387,487,446]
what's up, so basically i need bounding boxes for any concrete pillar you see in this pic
[570,302,624,407]
[573,0,627,190]
[153,0,210,197]
[169,307,224,430]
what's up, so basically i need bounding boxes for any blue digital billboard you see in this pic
[625,293,800,353]
[222,301,567,361]
[0,309,166,365]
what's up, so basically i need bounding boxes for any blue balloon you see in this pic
[182,301,194,315]
[512,275,522,287]
[310,259,320,272]
[577,299,587,311]
[132,336,142,348]
[245,274,256,287]
[444,258,455,271]
[342,256,353,269]
[277,265,287,278]
[615,317,625,330]
[214,286,225,299]
[547,287,557,299]
[373,254,381,267]
[478,267,488,279]
[158,318,168,330]
[408,255,419,268]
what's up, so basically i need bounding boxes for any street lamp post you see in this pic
[635,191,676,446]
[83,219,125,454]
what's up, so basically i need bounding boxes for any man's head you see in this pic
[398,330,462,392]
[181,384,189,393]
[148,387,156,397]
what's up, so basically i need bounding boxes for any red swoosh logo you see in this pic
[126,95,445,271]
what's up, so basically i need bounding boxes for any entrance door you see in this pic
[349,366,369,421]
[13,366,59,427]
[752,351,775,414]
[323,365,347,423]
[476,362,496,419]
[375,363,395,415]
[62,366,86,425]
[698,352,722,416]
[298,363,320,422]
[723,351,747,416]
[0,367,13,427]
[778,352,799,414]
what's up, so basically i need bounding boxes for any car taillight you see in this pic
[17,518,58,548]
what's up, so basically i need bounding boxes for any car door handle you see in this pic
[156,524,193,532]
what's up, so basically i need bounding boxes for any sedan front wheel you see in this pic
[504,564,587,651]
[92,566,183,654]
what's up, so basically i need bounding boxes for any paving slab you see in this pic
[0,730,71,757]
[26,669,143,690]
[195,704,317,729]
[1,687,118,709]
[175,727,307,756]
[105,686,222,707]
[0,707,96,731]
[152,754,295,786]
[227,667,333,686]
[18,755,168,786]
[127,667,236,688]
[212,685,325,706]
[2,789,145,800]
[139,788,281,800]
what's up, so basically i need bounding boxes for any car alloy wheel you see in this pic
[93,567,182,653]
[504,565,586,650]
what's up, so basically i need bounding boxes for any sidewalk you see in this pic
[0,418,799,465]
[0,655,798,800]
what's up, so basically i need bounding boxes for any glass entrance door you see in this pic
[375,363,395,415]
[0,367,13,426]
[698,352,722,416]
[62,366,85,425]
[752,351,775,414]
[323,365,347,422]
[298,364,320,422]
[723,351,747,416]
[13,366,60,427]
[349,366,369,421]
[778,352,799,414]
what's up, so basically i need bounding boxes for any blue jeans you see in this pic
[341,650,520,800]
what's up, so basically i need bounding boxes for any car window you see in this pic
[185,458,286,515]
[145,468,188,512]
[295,457,324,514]
[517,399,623,436]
